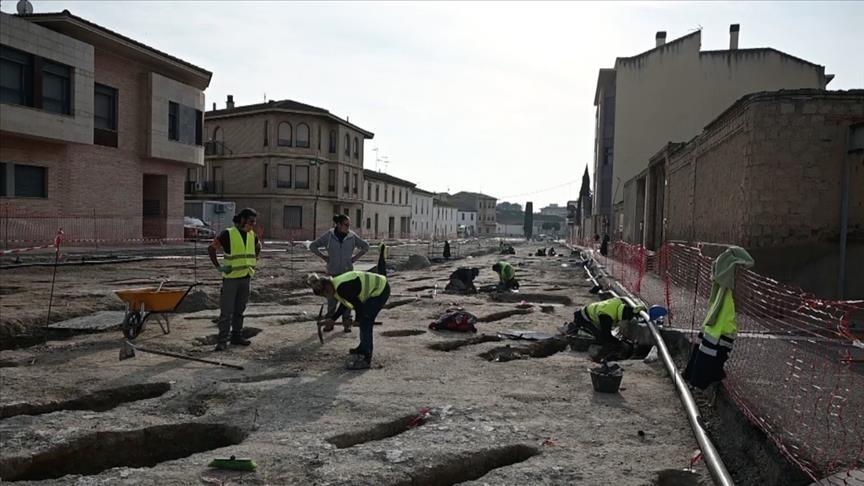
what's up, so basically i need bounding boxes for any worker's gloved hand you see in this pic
[218,264,232,274]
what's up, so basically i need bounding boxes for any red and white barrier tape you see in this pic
[0,229,64,256]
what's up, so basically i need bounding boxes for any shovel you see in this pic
[119,340,244,370]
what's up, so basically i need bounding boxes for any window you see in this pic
[375,185,379,202]
[366,182,371,200]
[213,126,223,142]
[329,130,337,153]
[263,163,268,188]
[1,163,47,198]
[391,188,395,203]
[344,134,350,156]
[317,125,321,151]
[328,169,336,192]
[296,123,310,148]
[295,165,310,189]
[278,122,292,146]
[356,209,362,228]
[0,46,33,106]
[398,190,402,205]
[343,170,349,193]
[353,137,359,158]
[168,102,179,140]
[384,185,388,202]
[283,205,302,229]
[316,166,321,191]
[471,213,474,221]
[277,164,292,188]
[41,61,71,115]
[353,173,358,194]
[94,83,118,147]
[264,121,269,147]
[195,110,203,146]
[461,213,465,220]
[366,218,371,230]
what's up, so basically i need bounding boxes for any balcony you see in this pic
[185,180,224,195]
[205,140,231,156]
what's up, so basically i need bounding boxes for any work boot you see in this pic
[348,346,362,355]
[230,336,251,346]
[214,342,228,351]
[322,321,335,332]
[343,319,353,333]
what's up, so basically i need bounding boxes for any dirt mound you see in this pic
[398,254,432,271]
[172,289,217,313]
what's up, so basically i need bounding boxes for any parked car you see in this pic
[184,217,216,240]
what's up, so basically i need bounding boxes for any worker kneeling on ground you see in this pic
[492,261,519,291]
[563,297,643,347]
[445,267,480,294]
[307,271,390,369]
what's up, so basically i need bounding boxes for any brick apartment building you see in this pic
[592,25,832,240]
[642,89,864,297]
[188,97,373,241]
[0,10,211,245]
[362,169,414,240]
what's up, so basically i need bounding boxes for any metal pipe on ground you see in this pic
[580,253,734,486]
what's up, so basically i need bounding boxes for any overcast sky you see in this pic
[6,1,862,208]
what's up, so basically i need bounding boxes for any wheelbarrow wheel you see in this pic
[122,311,144,340]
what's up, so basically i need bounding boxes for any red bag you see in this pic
[429,311,478,333]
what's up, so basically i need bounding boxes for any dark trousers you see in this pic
[357,284,390,357]
[217,276,251,343]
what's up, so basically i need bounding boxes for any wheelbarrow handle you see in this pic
[129,342,244,370]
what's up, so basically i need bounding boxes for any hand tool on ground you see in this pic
[119,340,244,370]
[316,303,325,344]
[208,455,257,471]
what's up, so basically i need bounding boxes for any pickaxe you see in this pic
[316,303,325,344]
[119,340,244,370]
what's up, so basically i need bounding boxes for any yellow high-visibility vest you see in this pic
[224,227,256,279]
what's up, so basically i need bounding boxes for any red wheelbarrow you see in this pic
[114,282,197,339]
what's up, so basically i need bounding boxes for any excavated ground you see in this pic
[0,242,709,485]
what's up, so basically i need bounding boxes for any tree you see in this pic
[523,202,534,239]
[497,202,523,212]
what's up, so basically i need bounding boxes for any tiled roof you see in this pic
[207,98,374,138]
[363,169,416,187]
[18,10,211,78]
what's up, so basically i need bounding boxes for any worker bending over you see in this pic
[492,261,519,290]
[307,271,390,369]
[563,297,642,345]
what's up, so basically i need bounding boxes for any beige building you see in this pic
[457,209,477,237]
[592,25,832,238]
[1,10,211,245]
[441,191,497,235]
[189,97,373,241]
[432,197,459,240]
[652,89,863,298]
[411,187,434,240]
[362,169,414,240]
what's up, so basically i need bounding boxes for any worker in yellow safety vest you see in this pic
[564,297,643,345]
[492,261,519,290]
[307,271,391,369]
[208,208,262,351]
[683,246,754,390]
